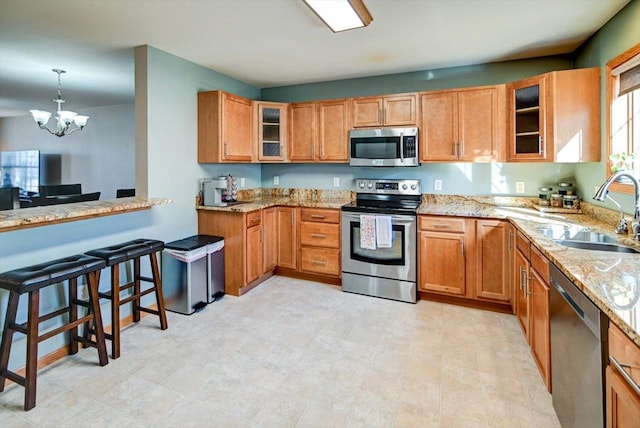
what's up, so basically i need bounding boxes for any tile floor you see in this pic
[0,276,560,427]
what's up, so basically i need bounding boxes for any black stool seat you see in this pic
[0,255,106,294]
[0,254,108,411]
[83,238,168,359]
[85,239,164,266]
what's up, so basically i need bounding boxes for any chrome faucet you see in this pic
[593,170,640,240]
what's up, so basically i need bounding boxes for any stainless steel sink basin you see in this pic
[554,240,640,254]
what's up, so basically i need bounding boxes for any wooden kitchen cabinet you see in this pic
[508,223,517,314]
[420,85,505,162]
[299,208,341,276]
[198,90,254,163]
[255,101,288,161]
[507,67,600,162]
[276,206,297,270]
[529,246,551,391]
[289,99,349,162]
[418,216,469,296]
[607,324,640,427]
[246,211,263,284]
[262,207,277,272]
[474,219,510,302]
[352,93,417,127]
[514,231,531,341]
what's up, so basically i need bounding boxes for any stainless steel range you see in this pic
[341,179,421,303]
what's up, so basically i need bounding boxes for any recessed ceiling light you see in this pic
[303,0,373,33]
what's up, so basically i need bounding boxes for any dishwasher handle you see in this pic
[551,277,585,320]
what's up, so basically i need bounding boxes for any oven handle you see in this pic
[342,213,416,224]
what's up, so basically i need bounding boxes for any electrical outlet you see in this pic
[240,177,246,188]
[516,181,525,194]
[434,179,442,191]
[333,177,340,187]
[273,176,279,186]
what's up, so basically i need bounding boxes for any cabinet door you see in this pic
[300,247,340,276]
[508,75,547,161]
[420,92,458,161]
[289,102,317,161]
[418,230,466,296]
[458,87,500,162]
[606,366,640,428]
[262,207,277,273]
[352,97,383,127]
[222,92,254,162]
[530,268,551,391]
[508,224,516,314]
[246,224,262,283]
[318,99,349,162]
[515,249,531,341]
[277,207,297,270]
[475,220,510,302]
[256,102,287,161]
[383,94,417,126]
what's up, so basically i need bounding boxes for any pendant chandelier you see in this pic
[29,69,89,137]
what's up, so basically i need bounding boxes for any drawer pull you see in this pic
[610,355,640,396]
[433,224,451,229]
[311,233,326,239]
[310,214,326,219]
[311,260,326,266]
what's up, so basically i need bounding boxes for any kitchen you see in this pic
[1,0,640,426]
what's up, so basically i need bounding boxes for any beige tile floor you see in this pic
[0,276,561,427]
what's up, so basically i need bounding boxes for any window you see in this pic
[606,43,640,194]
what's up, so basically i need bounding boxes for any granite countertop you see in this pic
[418,195,640,348]
[0,197,171,232]
[196,197,351,212]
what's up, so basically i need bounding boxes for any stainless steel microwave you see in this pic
[349,127,419,167]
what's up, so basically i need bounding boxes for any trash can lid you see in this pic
[164,235,224,251]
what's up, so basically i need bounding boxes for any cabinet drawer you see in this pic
[300,222,340,248]
[300,208,340,224]
[530,245,549,283]
[246,211,262,228]
[419,216,465,233]
[516,230,530,259]
[300,247,340,276]
[609,323,640,388]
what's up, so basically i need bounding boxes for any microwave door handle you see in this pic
[400,133,404,163]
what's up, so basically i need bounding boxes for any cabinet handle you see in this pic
[460,241,464,258]
[519,266,525,291]
[225,142,228,157]
[311,214,326,219]
[381,108,385,125]
[524,270,532,296]
[433,224,451,229]
[539,136,544,155]
[508,231,514,251]
[311,233,326,239]
[610,355,640,397]
[312,260,326,266]
[260,229,263,242]
[292,211,295,226]
[311,144,314,159]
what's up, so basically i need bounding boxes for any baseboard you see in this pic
[418,291,512,314]
[274,268,341,286]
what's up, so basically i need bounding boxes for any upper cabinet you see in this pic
[352,93,417,127]
[420,85,506,162]
[254,101,288,162]
[198,90,254,163]
[289,99,349,162]
[507,67,600,162]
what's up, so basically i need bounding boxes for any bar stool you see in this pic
[85,239,168,359]
[0,254,108,411]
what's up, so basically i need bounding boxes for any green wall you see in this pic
[574,0,640,213]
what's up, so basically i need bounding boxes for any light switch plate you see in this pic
[516,181,525,194]
[274,176,279,186]
[434,179,442,191]
[333,177,340,187]
[240,177,246,188]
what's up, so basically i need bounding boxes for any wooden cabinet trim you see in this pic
[530,245,550,284]
[419,216,466,233]
[300,208,340,223]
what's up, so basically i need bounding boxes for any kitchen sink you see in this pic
[554,240,640,254]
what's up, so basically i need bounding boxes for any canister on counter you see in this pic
[557,182,574,195]
[550,193,564,208]
[538,187,553,206]
[563,195,580,209]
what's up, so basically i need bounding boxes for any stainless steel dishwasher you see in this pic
[549,263,608,428]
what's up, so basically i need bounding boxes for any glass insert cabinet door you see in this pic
[509,75,547,161]
[255,101,288,161]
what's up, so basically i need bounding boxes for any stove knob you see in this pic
[410,184,417,190]
[402,184,408,190]
[359,182,365,189]
[367,182,373,189]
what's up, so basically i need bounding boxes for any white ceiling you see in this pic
[0,0,631,117]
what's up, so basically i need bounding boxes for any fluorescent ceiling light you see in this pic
[304,0,373,33]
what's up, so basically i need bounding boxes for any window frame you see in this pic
[605,43,640,195]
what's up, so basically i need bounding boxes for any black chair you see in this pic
[116,188,135,198]
[38,184,81,198]
[0,187,20,210]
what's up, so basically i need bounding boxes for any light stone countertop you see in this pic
[0,197,171,232]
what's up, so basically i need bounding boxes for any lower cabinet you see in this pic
[246,211,263,284]
[276,206,297,270]
[299,208,341,276]
[418,215,510,305]
[607,323,640,427]
[262,207,277,273]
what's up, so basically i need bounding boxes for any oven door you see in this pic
[341,212,416,282]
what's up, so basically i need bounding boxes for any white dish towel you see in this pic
[360,214,376,250]
[375,215,393,248]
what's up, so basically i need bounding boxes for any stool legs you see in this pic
[110,265,121,359]
[0,292,19,393]
[149,253,168,331]
[132,259,141,323]
[86,272,108,366]
[25,290,40,411]
[69,277,79,356]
